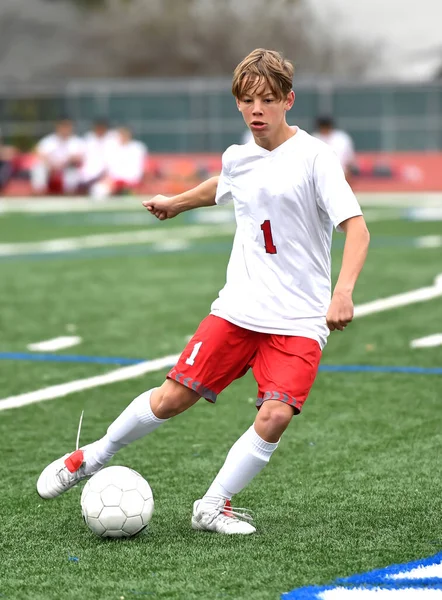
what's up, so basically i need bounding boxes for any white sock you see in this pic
[201,425,279,508]
[84,388,167,471]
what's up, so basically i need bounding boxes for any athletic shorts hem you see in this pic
[256,391,302,415]
[167,368,217,403]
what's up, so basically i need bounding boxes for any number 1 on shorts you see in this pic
[185,341,203,366]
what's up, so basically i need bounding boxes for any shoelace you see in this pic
[55,410,85,487]
[76,410,84,451]
[56,463,84,488]
[223,505,254,523]
[206,501,254,525]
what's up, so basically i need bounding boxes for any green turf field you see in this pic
[0,197,441,600]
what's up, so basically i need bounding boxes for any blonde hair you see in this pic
[232,49,294,100]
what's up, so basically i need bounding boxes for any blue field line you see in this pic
[319,364,442,375]
[0,351,441,375]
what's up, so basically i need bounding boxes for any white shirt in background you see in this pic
[211,128,362,349]
[312,129,355,170]
[80,131,118,182]
[36,134,84,168]
[108,140,147,184]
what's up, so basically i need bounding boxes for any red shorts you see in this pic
[47,170,63,194]
[167,315,321,414]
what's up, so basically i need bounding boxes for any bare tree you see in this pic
[0,0,376,81]
[71,0,376,78]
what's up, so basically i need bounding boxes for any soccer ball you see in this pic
[80,466,154,538]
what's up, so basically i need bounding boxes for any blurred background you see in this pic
[1,0,442,195]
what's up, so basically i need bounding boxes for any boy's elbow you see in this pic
[361,221,370,240]
[358,222,370,251]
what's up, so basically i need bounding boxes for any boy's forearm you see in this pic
[174,176,219,212]
[334,217,370,294]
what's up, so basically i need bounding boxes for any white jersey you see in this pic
[211,128,362,349]
[80,131,118,182]
[312,129,355,170]
[241,129,254,145]
[108,140,147,184]
[36,134,84,169]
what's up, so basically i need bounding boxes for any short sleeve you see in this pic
[313,147,362,232]
[215,148,234,206]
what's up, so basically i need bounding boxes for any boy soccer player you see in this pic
[313,115,356,185]
[37,49,370,535]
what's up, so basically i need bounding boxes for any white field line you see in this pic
[154,240,191,252]
[0,197,144,213]
[192,207,235,224]
[389,563,442,580]
[1,223,440,259]
[357,192,442,207]
[414,235,442,248]
[0,354,180,412]
[406,207,442,221]
[320,587,442,598]
[362,209,402,223]
[354,274,442,318]
[27,336,82,352]
[410,333,442,349]
[0,223,234,257]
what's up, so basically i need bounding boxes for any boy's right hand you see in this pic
[142,195,179,220]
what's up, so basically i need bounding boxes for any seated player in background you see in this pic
[30,117,84,195]
[78,118,118,196]
[89,126,147,199]
[37,49,370,535]
[313,115,356,185]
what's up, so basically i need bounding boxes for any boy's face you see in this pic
[94,124,108,137]
[236,80,294,139]
[118,128,131,143]
[56,120,73,139]
[318,125,332,136]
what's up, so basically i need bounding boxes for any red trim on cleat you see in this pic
[223,500,233,517]
[64,450,84,473]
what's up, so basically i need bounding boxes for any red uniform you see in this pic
[168,315,321,414]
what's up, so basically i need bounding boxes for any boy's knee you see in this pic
[151,380,200,419]
[255,400,294,440]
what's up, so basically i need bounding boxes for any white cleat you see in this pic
[37,448,97,499]
[191,499,256,535]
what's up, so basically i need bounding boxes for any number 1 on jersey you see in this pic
[185,341,202,366]
[260,220,277,254]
